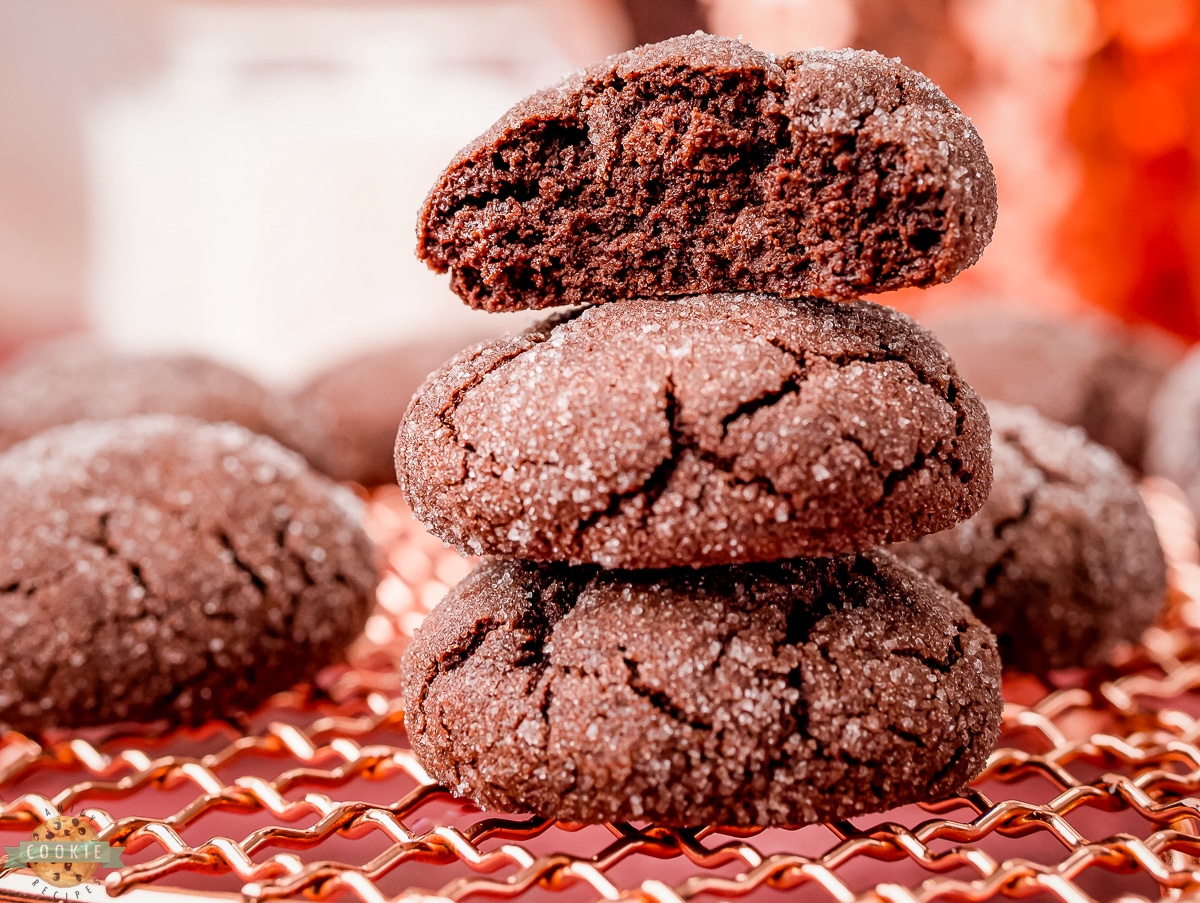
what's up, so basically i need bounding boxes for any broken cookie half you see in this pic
[417,33,997,311]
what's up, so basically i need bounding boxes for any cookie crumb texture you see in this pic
[399,295,991,568]
[418,34,996,311]
[894,404,1166,673]
[402,552,1003,826]
[0,416,379,733]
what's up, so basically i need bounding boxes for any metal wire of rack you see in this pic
[3,481,1200,902]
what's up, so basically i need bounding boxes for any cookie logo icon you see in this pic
[29,817,100,888]
[4,815,124,888]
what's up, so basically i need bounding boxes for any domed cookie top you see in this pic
[0,343,300,454]
[402,551,1003,826]
[398,294,991,569]
[418,33,997,311]
[0,416,379,733]
[893,403,1165,673]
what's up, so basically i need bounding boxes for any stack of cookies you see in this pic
[397,34,1004,826]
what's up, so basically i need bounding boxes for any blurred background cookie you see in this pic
[893,402,1166,672]
[292,335,490,488]
[0,340,301,454]
[1146,346,1200,520]
[0,415,379,733]
[921,306,1183,470]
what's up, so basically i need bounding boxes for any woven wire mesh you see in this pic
[3,481,1200,902]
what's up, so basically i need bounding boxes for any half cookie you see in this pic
[418,34,997,311]
[401,552,1003,826]
[398,294,991,569]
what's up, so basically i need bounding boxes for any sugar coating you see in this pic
[925,308,1183,470]
[0,415,379,732]
[398,294,992,569]
[418,33,997,311]
[0,343,302,455]
[401,550,1003,826]
[893,403,1166,672]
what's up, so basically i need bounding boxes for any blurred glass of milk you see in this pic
[86,3,627,385]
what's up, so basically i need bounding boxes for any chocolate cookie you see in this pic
[893,403,1166,673]
[398,294,991,569]
[402,551,1003,826]
[0,342,300,454]
[0,416,378,733]
[418,33,996,311]
[923,307,1183,469]
[293,336,491,488]
[1147,346,1200,519]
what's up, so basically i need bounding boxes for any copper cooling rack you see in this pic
[4,482,1200,903]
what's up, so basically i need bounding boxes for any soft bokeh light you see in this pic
[0,0,1198,375]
